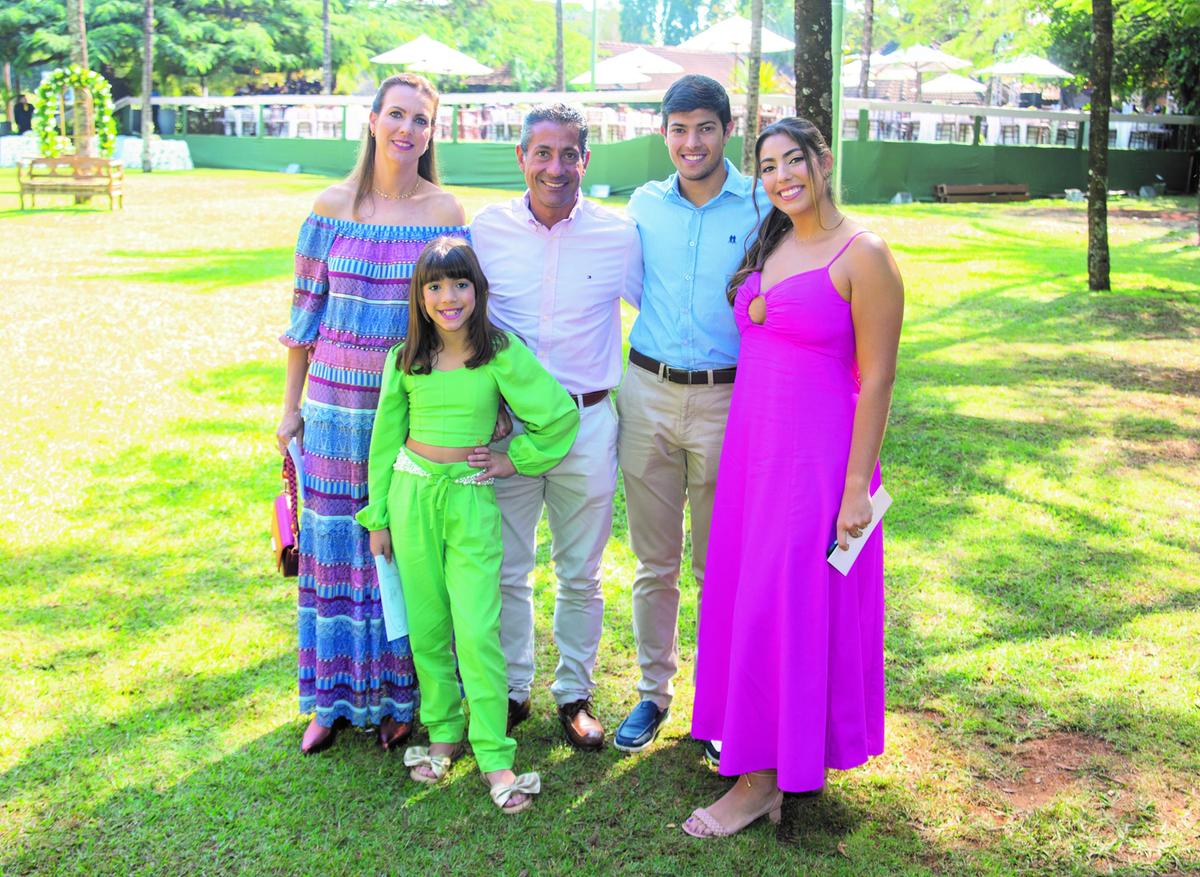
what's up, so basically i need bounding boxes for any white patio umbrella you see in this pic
[921,72,987,96]
[569,48,681,86]
[605,47,684,75]
[569,61,650,87]
[677,15,795,53]
[873,45,971,100]
[842,53,890,86]
[979,55,1073,78]
[370,35,493,77]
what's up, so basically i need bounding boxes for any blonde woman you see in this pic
[276,74,468,754]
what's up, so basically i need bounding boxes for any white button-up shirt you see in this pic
[471,193,643,395]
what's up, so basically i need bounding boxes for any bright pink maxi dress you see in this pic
[691,232,885,793]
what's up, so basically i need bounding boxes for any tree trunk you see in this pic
[322,0,333,95]
[741,0,764,173]
[1088,0,1112,291]
[66,0,96,156]
[555,0,565,91]
[794,0,833,146]
[141,0,154,172]
[857,0,873,98]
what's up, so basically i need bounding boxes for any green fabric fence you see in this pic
[173,133,1194,202]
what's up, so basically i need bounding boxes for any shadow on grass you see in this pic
[0,723,937,877]
[94,246,294,292]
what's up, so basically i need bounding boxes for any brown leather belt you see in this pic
[629,348,737,385]
[571,389,610,408]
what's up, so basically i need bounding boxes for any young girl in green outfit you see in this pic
[357,237,579,813]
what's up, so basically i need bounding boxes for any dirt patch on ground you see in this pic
[985,732,1119,812]
[1123,437,1200,466]
[1014,206,1198,225]
[1110,208,1197,223]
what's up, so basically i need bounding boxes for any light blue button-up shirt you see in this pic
[627,159,764,370]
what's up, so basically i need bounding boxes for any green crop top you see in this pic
[357,332,580,530]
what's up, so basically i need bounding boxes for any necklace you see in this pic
[373,178,422,200]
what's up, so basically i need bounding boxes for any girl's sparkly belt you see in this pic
[393,450,494,486]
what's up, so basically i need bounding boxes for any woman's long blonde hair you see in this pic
[348,73,441,220]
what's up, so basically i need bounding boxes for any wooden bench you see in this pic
[934,182,1029,203]
[17,155,125,210]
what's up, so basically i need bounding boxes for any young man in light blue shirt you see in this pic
[614,75,763,760]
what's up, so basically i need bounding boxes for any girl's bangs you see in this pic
[416,242,475,285]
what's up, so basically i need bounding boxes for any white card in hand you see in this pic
[374,554,409,641]
[287,438,305,503]
[827,485,892,576]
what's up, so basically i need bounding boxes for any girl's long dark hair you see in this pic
[400,237,508,374]
[727,117,839,303]
[349,73,440,221]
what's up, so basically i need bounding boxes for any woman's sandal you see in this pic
[403,744,463,784]
[484,771,541,814]
[681,773,784,839]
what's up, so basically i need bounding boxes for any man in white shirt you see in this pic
[471,104,643,750]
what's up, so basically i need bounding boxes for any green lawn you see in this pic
[2,169,1197,876]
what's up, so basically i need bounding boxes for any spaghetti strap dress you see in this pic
[281,213,470,729]
[691,231,885,793]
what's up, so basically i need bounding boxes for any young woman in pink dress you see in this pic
[685,117,904,838]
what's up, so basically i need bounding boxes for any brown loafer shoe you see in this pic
[557,699,604,751]
[378,716,412,751]
[507,697,531,734]
[301,716,347,755]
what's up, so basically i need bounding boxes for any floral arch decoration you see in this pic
[32,65,118,158]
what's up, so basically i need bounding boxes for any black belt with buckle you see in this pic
[629,348,736,385]
[571,389,610,408]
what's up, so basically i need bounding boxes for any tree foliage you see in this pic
[1042,0,1200,112]
[0,0,594,96]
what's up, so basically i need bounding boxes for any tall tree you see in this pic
[65,0,95,155]
[322,0,332,94]
[742,0,763,173]
[858,0,874,98]
[555,0,564,91]
[141,0,153,172]
[1087,0,1112,291]
[794,0,833,145]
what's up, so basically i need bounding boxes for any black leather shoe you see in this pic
[507,697,531,734]
[557,699,604,750]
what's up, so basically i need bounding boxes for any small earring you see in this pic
[369,128,375,138]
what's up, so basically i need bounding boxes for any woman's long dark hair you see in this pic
[727,117,840,303]
[400,237,508,375]
[349,73,440,221]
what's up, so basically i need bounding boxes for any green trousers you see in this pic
[387,447,515,773]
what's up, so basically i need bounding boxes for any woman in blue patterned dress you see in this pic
[276,74,470,754]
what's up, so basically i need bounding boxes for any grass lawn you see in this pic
[1,169,1197,876]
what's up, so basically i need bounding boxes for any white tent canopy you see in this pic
[570,48,682,86]
[677,15,795,53]
[842,53,890,83]
[921,72,987,95]
[979,55,1073,78]
[570,62,649,87]
[606,47,683,75]
[370,35,493,76]
[874,45,971,74]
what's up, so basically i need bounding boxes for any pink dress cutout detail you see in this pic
[691,231,885,792]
